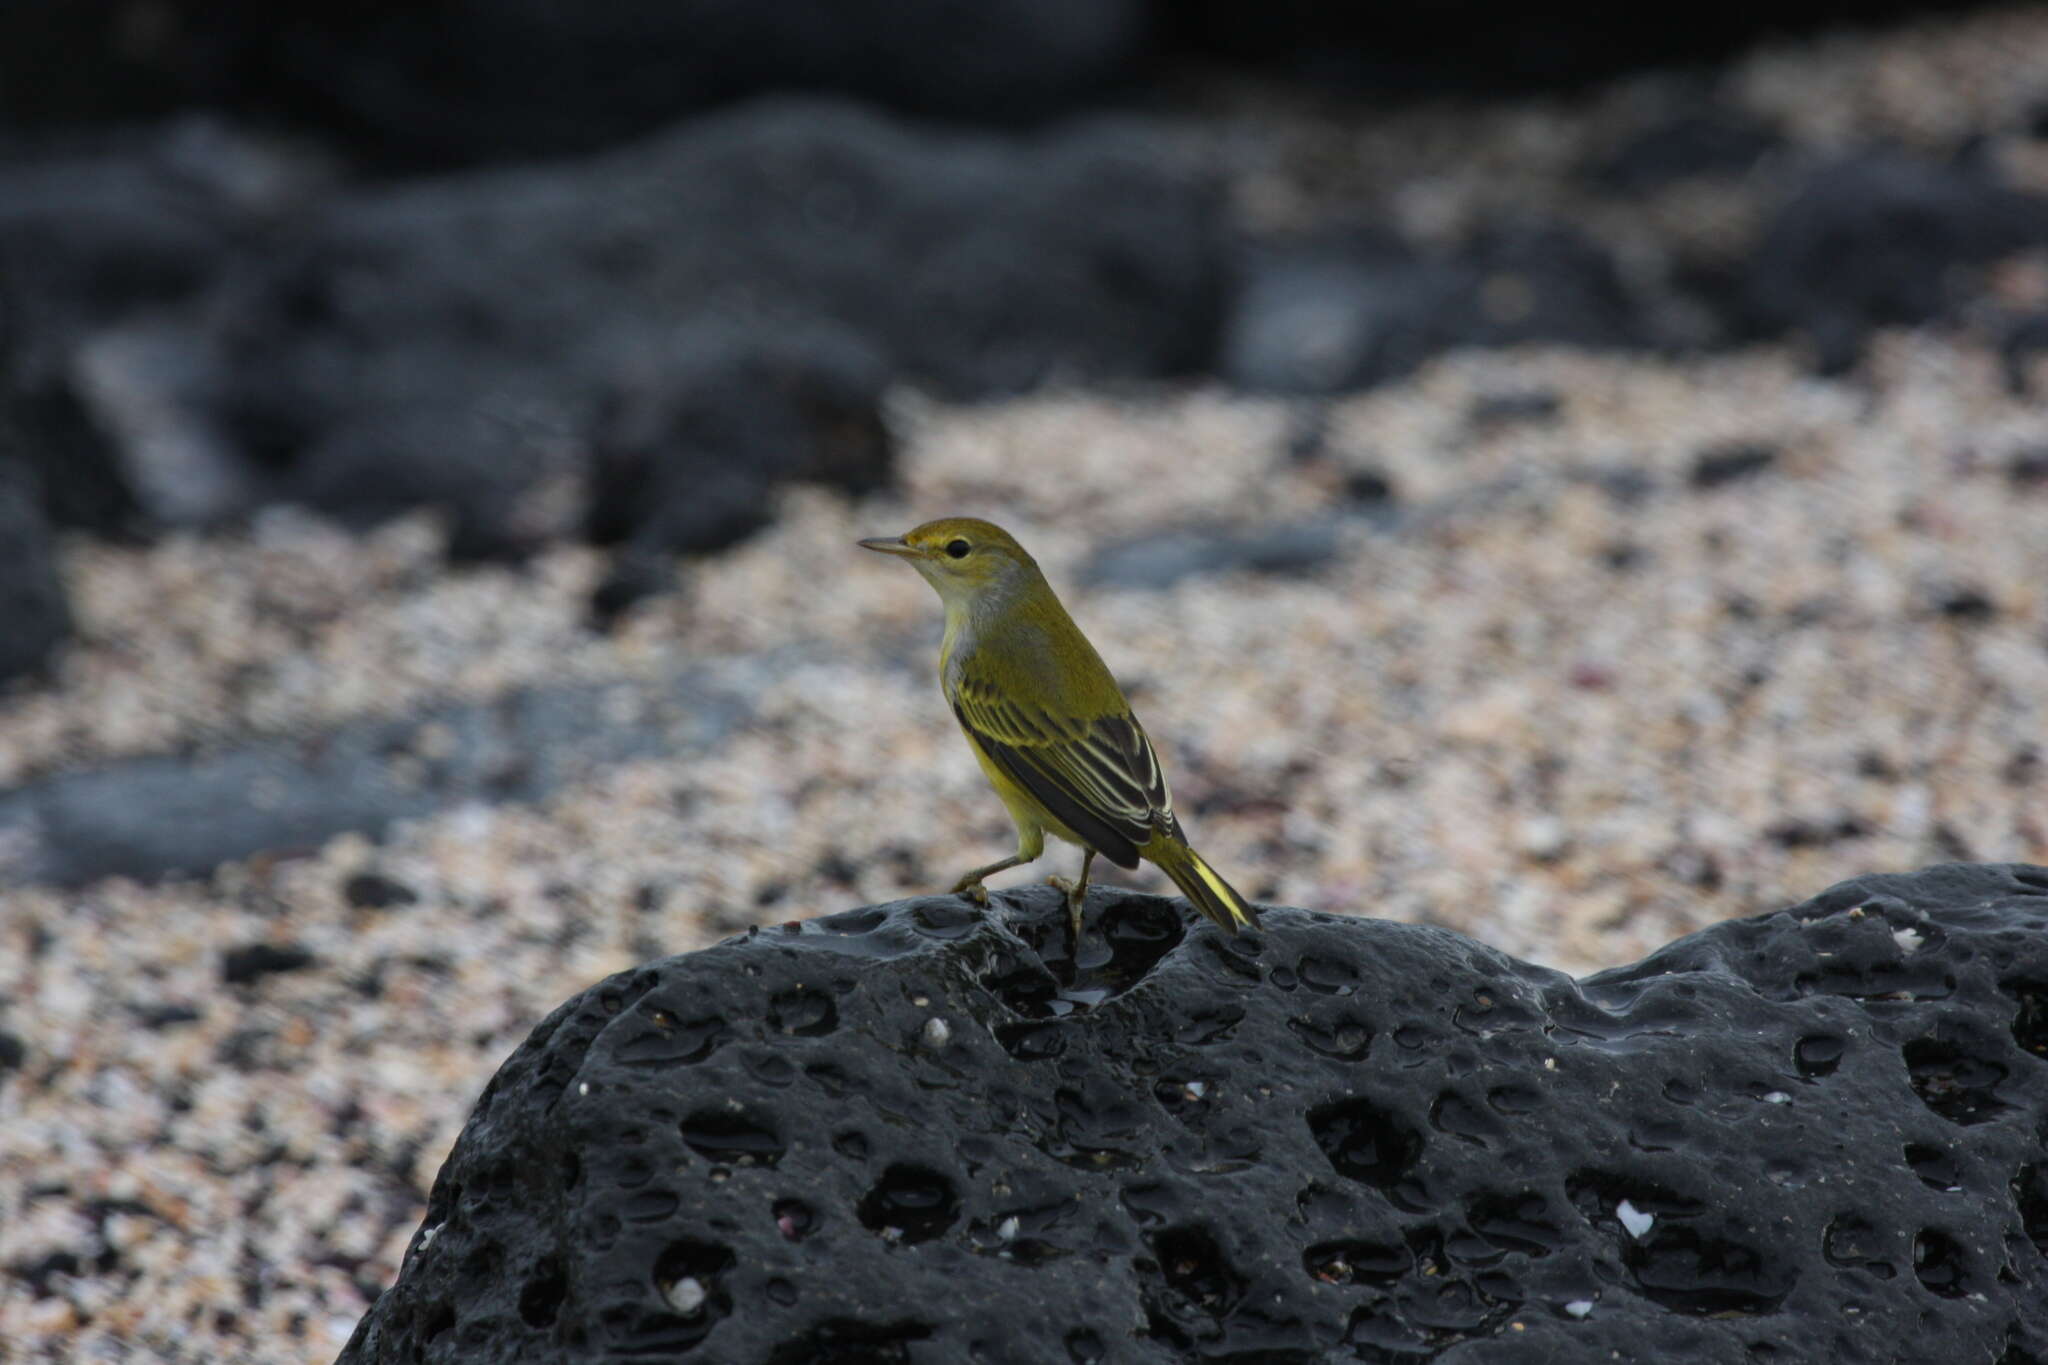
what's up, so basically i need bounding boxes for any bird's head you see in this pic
[858,517,1040,608]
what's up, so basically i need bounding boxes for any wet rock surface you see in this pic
[346,862,2048,1363]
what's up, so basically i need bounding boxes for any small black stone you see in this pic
[221,943,318,985]
[1689,443,1777,488]
[343,872,418,910]
[1342,468,1397,505]
[131,1003,203,1031]
[1468,389,1562,425]
[2009,446,2048,485]
[1938,587,1998,621]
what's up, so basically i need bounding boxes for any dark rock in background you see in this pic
[1157,1,1982,97]
[585,321,894,619]
[0,1,1151,166]
[1734,151,2048,374]
[0,119,335,533]
[1223,223,1646,394]
[0,460,72,683]
[0,661,762,887]
[178,99,1220,557]
[1082,518,1352,590]
[4,3,1960,169]
[1588,104,1784,194]
[0,11,2042,674]
[345,862,2048,1363]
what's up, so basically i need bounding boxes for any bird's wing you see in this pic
[950,668,1177,870]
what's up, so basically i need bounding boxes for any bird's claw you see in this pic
[1047,875,1085,938]
[953,879,991,907]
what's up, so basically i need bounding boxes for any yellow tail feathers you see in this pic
[1150,841,1259,934]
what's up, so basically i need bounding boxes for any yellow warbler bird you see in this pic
[859,516,1256,937]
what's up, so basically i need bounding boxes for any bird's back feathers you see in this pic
[945,584,1181,872]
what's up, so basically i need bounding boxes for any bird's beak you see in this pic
[857,536,920,557]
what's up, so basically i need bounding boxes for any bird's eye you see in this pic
[945,539,971,559]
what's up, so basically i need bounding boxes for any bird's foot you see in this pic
[1047,875,1085,939]
[952,877,991,907]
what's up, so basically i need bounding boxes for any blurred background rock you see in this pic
[1,2,2045,1359]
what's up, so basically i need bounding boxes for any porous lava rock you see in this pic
[344,863,2048,1362]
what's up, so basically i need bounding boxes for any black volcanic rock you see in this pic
[0,460,73,682]
[1223,222,1643,394]
[1157,2,1961,100]
[344,862,2048,1363]
[0,1,1149,166]
[178,99,1220,555]
[1738,151,2048,374]
[584,321,894,619]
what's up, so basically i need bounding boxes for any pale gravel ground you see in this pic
[6,10,2048,1363]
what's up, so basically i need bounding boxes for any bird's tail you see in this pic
[1150,840,1259,934]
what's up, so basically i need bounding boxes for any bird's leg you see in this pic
[1047,849,1096,940]
[952,854,1030,907]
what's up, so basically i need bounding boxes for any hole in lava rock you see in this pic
[623,1189,680,1222]
[1097,896,1187,988]
[858,1165,959,1245]
[1173,1003,1244,1046]
[651,1239,735,1325]
[1051,1083,1151,1170]
[1430,1091,1504,1145]
[1303,1238,1409,1286]
[1309,1097,1422,1189]
[1903,1032,2011,1124]
[1286,1011,1373,1060]
[1794,1035,1843,1078]
[1912,1229,1968,1297]
[1566,1170,1705,1226]
[517,1258,565,1328]
[1466,1191,1564,1256]
[1821,1213,1894,1278]
[614,1014,730,1067]
[1151,1073,1216,1116]
[1149,1226,1244,1316]
[994,1020,1067,1061]
[2015,1164,2048,1256]
[768,988,838,1037]
[2003,978,2048,1059]
[1064,1327,1105,1363]
[1120,1183,1180,1229]
[816,907,888,934]
[1297,952,1360,995]
[980,948,1062,1019]
[909,899,979,939]
[1623,1226,1795,1315]
[766,1318,933,1364]
[680,1110,785,1166]
[419,1301,455,1341]
[1486,1084,1540,1115]
[1905,1143,1962,1190]
[773,1198,816,1241]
